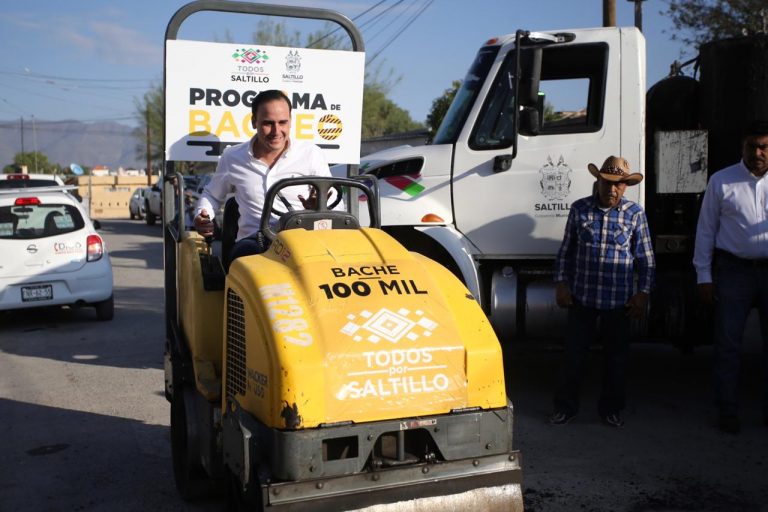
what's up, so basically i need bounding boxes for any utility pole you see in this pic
[31,115,38,173]
[627,0,647,32]
[603,0,616,27]
[146,106,152,185]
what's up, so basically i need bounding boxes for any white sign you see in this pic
[165,39,365,164]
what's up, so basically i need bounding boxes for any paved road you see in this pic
[1,220,766,511]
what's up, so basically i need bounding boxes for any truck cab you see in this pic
[358,27,645,340]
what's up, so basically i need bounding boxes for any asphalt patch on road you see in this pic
[523,477,760,512]
[27,443,70,456]
[626,478,760,512]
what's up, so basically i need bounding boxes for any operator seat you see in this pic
[220,197,240,272]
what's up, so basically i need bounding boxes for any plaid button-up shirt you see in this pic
[555,195,655,310]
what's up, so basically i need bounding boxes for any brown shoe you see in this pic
[548,411,576,425]
[602,413,624,428]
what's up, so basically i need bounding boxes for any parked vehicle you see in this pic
[0,173,65,189]
[0,185,114,320]
[129,186,150,220]
[354,28,766,350]
[145,182,162,225]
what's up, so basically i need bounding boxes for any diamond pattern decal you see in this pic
[341,308,438,344]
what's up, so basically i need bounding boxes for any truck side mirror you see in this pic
[519,48,542,108]
[519,108,541,136]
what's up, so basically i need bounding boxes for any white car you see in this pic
[0,173,65,189]
[0,185,114,320]
[129,186,150,220]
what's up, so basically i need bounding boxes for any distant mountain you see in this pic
[0,119,144,171]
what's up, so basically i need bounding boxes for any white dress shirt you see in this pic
[693,160,768,283]
[196,137,334,241]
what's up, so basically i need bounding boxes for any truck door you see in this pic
[451,28,643,258]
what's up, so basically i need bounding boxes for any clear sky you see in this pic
[0,0,692,128]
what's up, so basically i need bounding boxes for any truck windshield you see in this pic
[432,45,500,145]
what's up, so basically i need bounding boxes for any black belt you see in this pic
[715,248,768,267]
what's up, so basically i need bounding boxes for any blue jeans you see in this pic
[712,253,768,417]
[553,303,630,416]
[228,233,271,267]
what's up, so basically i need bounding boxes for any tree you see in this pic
[362,84,422,138]
[426,80,461,134]
[664,0,768,47]
[133,84,163,174]
[2,151,55,174]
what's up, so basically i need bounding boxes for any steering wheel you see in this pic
[260,176,380,241]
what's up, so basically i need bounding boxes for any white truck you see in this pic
[354,27,768,348]
[145,181,162,225]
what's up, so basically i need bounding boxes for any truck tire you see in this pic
[171,386,218,501]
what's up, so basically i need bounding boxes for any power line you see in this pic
[356,0,405,32]
[0,69,152,83]
[363,0,409,45]
[368,0,434,65]
[307,0,389,48]
[1,97,26,115]
[0,124,138,135]
[0,80,139,115]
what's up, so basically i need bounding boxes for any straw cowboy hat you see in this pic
[588,156,644,186]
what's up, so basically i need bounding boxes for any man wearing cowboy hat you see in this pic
[549,156,656,428]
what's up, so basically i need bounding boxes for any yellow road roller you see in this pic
[163,175,523,510]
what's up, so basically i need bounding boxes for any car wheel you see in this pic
[94,295,114,321]
[130,211,136,220]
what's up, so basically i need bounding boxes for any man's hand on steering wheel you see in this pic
[298,185,342,210]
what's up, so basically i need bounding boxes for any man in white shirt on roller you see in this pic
[193,89,336,262]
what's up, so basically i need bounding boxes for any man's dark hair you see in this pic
[744,120,768,139]
[251,89,291,117]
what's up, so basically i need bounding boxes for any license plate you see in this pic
[21,284,53,302]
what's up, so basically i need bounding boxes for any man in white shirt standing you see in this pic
[693,121,768,435]
[193,89,334,263]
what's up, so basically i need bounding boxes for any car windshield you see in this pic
[0,203,85,239]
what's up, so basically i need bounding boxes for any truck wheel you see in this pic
[94,295,114,321]
[146,210,156,226]
[170,387,218,500]
[130,212,136,220]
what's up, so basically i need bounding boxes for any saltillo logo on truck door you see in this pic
[535,155,572,217]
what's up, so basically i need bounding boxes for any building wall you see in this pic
[69,175,158,219]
